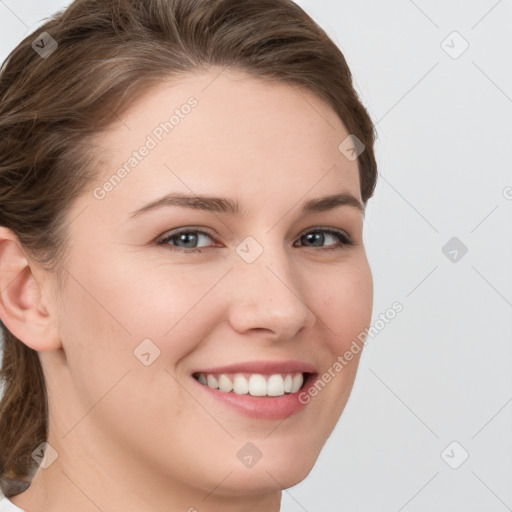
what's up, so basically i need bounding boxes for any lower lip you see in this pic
[191,373,317,420]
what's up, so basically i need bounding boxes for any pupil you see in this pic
[305,232,323,246]
[180,233,197,248]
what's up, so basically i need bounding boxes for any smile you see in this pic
[192,371,307,397]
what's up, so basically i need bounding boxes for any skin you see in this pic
[0,68,373,512]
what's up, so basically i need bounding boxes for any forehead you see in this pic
[86,68,361,215]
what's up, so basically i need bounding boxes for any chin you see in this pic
[208,442,320,496]
[215,465,315,497]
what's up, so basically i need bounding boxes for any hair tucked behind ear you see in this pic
[0,0,378,496]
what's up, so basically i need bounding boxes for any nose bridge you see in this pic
[226,235,316,338]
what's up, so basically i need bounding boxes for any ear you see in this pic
[0,227,61,352]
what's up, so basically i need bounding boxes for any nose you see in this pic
[226,243,317,342]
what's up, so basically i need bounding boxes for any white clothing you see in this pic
[0,496,24,511]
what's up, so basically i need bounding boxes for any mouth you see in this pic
[192,371,313,397]
[190,361,319,420]
[189,360,318,419]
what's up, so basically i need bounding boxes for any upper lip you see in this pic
[192,360,317,375]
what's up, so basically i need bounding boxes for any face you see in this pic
[42,69,373,500]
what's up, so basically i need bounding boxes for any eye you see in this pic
[157,227,353,254]
[157,228,217,253]
[295,228,353,251]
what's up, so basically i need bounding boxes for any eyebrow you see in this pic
[128,191,365,219]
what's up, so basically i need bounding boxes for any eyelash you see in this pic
[157,227,353,254]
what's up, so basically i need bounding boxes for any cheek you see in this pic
[313,257,373,352]
[301,257,372,422]
[54,256,220,450]
[58,254,225,371]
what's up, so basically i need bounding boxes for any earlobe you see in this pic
[0,227,61,352]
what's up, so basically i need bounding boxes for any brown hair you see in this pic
[0,0,378,497]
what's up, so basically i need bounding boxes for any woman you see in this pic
[0,0,378,510]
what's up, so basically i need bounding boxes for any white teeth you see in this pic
[284,374,293,393]
[206,374,218,388]
[218,374,233,392]
[291,373,304,393]
[248,374,267,396]
[233,374,249,395]
[195,371,307,397]
[267,374,285,396]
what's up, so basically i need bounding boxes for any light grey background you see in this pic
[1,1,511,511]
